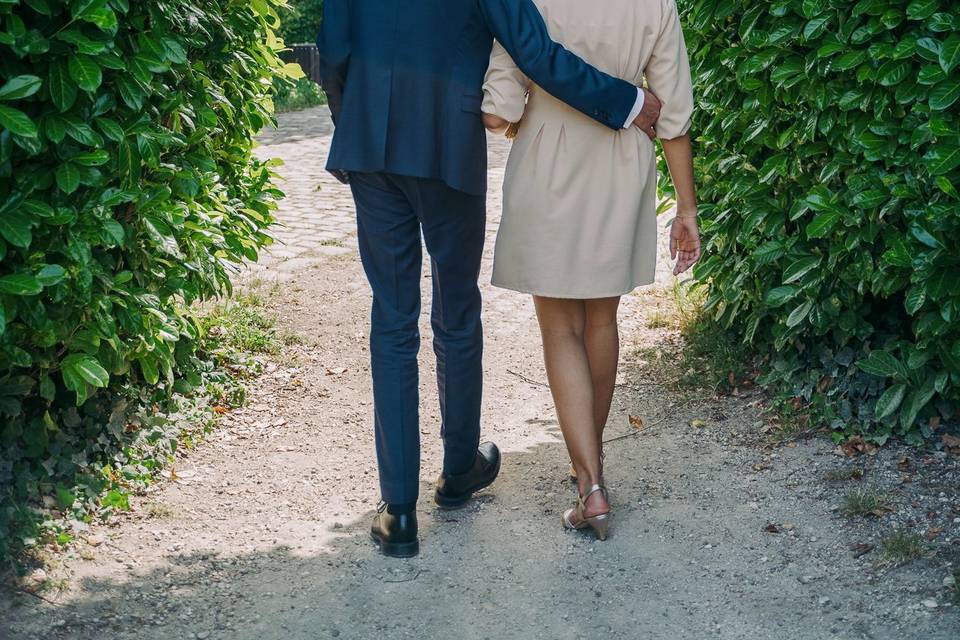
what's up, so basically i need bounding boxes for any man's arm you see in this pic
[479,0,656,131]
[315,0,351,124]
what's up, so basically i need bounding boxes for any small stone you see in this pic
[197,631,211,639]
[86,534,105,547]
[332,522,343,530]
[332,631,340,638]
[818,596,830,606]
[798,575,815,584]
[28,568,47,585]
[922,599,938,609]
[944,575,956,588]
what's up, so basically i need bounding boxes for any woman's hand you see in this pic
[670,214,701,275]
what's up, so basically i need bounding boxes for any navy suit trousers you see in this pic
[350,172,485,504]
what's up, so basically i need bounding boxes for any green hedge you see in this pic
[0,0,294,554]
[673,0,960,443]
[277,0,323,44]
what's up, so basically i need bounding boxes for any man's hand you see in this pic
[633,88,662,140]
[670,215,701,276]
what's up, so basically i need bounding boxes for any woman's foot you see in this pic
[562,484,611,540]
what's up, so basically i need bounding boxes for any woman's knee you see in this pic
[534,296,586,338]
[584,297,621,329]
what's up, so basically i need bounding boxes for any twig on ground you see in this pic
[506,369,548,388]
[14,587,65,607]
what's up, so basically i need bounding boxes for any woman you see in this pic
[481,0,700,540]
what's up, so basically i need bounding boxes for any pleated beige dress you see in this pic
[483,0,694,298]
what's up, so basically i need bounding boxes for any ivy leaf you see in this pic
[0,75,43,101]
[61,354,110,388]
[68,56,103,92]
[0,105,38,137]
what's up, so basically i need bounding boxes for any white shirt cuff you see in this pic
[622,88,645,129]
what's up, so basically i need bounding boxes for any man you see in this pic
[316,0,662,558]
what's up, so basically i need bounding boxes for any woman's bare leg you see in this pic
[583,297,622,447]
[533,296,609,517]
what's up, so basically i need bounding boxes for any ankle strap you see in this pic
[580,484,607,505]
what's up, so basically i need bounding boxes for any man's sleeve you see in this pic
[315,0,351,123]
[479,0,637,130]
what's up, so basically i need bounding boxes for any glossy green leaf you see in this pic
[0,75,42,101]
[0,105,38,137]
[874,383,906,419]
[68,56,103,92]
[0,274,43,296]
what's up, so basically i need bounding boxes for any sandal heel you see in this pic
[585,512,610,541]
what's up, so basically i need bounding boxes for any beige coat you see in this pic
[483,0,694,298]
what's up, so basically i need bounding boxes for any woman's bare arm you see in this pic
[661,134,701,275]
[661,134,696,217]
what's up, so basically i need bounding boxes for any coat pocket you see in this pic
[461,92,483,113]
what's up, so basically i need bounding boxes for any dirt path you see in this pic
[2,109,958,640]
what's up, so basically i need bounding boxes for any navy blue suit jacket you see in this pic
[316,0,638,196]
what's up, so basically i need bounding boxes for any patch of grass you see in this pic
[281,331,305,346]
[823,467,866,483]
[676,314,754,394]
[143,502,174,519]
[878,529,924,567]
[199,294,281,357]
[645,303,677,329]
[841,487,891,517]
[320,238,344,247]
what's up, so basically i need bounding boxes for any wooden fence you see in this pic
[282,43,323,84]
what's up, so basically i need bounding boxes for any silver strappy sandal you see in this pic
[562,484,611,541]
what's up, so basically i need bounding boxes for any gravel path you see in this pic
[2,109,958,640]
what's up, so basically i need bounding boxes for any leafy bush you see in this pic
[0,0,294,557]
[277,0,323,44]
[671,0,960,444]
[274,75,327,113]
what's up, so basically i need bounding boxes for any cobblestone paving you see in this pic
[252,106,676,290]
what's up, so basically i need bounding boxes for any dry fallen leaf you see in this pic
[942,434,960,452]
[925,527,943,541]
[897,457,911,470]
[629,415,645,430]
[839,436,879,458]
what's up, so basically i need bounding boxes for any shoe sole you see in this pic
[370,531,419,558]
[433,455,503,509]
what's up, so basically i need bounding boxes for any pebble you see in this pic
[798,575,815,584]
[818,596,830,606]
[197,631,211,639]
[922,598,938,609]
[944,575,956,588]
